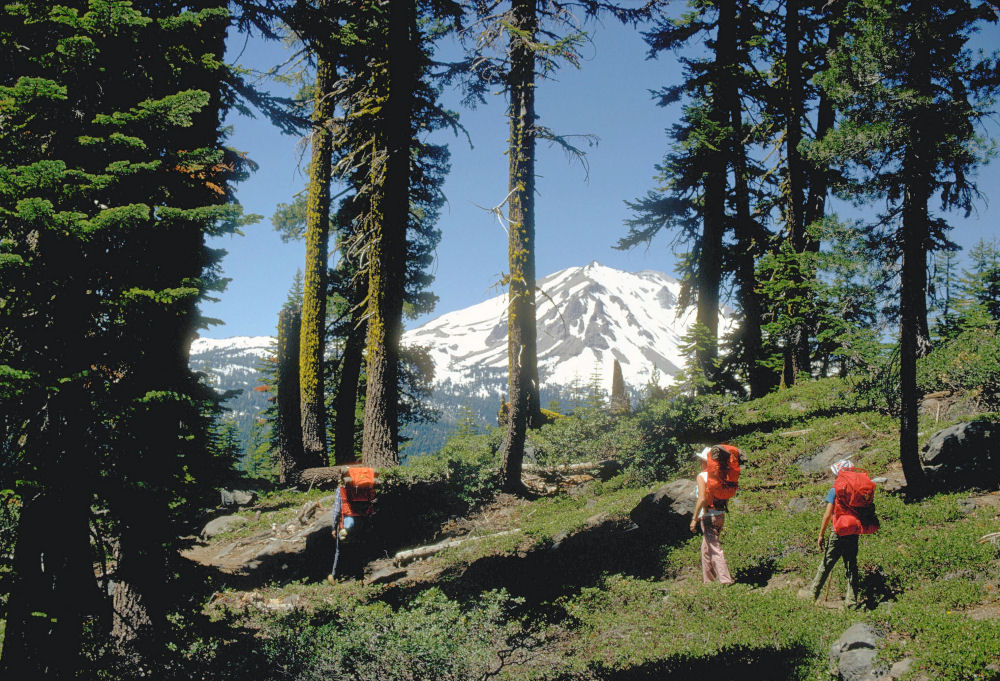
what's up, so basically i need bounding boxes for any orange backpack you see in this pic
[339,466,376,529]
[704,444,741,507]
[832,469,879,536]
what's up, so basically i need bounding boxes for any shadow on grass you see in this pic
[380,520,692,617]
[561,642,814,680]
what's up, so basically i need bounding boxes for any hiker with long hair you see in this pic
[690,445,741,584]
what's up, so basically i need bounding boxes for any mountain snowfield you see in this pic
[403,261,735,393]
[188,262,736,452]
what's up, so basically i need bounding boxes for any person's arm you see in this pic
[690,475,707,533]
[817,502,834,549]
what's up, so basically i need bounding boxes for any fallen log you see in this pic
[297,466,374,489]
[393,529,522,566]
[521,459,621,480]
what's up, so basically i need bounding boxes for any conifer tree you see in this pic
[1,0,249,669]
[299,2,336,469]
[815,0,1000,495]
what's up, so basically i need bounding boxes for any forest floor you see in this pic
[191,379,1000,680]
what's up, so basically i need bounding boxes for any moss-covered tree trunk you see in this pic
[334,300,366,465]
[300,48,335,469]
[499,0,541,493]
[276,303,305,482]
[362,0,414,469]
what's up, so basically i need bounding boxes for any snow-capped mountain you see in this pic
[189,335,273,448]
[188,262,735,454]
[403,261,734,394]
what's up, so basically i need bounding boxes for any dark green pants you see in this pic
[809,533,859,607]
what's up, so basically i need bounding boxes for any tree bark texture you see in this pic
[694,0,735,389]
[898,25,933,496]
[730,87,771,398]
[783,0,812,385]
[277,304,305,483]
[362,0,414,469]
[299,50,336,470]
[334,304,366,465]
[500,0,540,492]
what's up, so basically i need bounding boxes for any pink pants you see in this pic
[700,515,733,584]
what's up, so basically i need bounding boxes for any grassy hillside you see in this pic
[172,378,998,680]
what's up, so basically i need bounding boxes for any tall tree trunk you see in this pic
[300,48,336,469]
[500,0,540,492]
[334,303,366,465]
[731,90,769,398]
[276,303,305,482]
[693,0,735,391]
[784,0,812,385]
[362,0,414,468]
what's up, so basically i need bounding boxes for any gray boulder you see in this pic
[201,514,249,539]
[629,478,696,533]
[796,437,868,475]
[829,623,882,681]
[220,489,258,508]
[920,421,999,491]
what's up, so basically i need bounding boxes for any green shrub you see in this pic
[255,589,529,681]
[918,325,1000,409]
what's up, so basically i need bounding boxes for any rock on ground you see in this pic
[920,421,999,491]
[829,623,882,681]
[219,489,257,508]
[629,478,695,536]
[201,515,249,540]
[796,437,869,475]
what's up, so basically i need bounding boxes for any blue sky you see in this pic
[200,17,1000,339]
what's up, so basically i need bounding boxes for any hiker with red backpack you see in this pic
[327,466,376,583]
[690,444,741,584]
[799,459,879,608]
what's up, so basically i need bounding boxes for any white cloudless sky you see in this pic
[200,16,1000,339]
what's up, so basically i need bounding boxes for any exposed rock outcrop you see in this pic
[920,421,999,491]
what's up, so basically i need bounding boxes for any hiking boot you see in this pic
[327,574,337,586]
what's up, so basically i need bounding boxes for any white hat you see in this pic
[830,459,854,476]
[695,447,711,461]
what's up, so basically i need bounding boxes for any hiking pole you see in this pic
[331,522,341,579]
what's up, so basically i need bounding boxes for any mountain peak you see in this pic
[403,263,733,393]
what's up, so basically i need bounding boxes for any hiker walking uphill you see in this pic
[800,459,879,608]
[328,466,376,583]
[690,444,741,584]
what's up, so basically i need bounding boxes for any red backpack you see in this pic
[833,469,879,536]
[339,466,376,530]
[705,444,741,506]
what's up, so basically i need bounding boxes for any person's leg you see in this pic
[709,515,734,584]
[700,517,716,582]
[701,516,733,584]
[841,535,860,608]
[808,533,842,599]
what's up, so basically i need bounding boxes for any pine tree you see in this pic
[608,358,630,415]
[299,2,336,470]
[0,0,248,670]
[275,301,305,482]
[815,0,1000,495]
